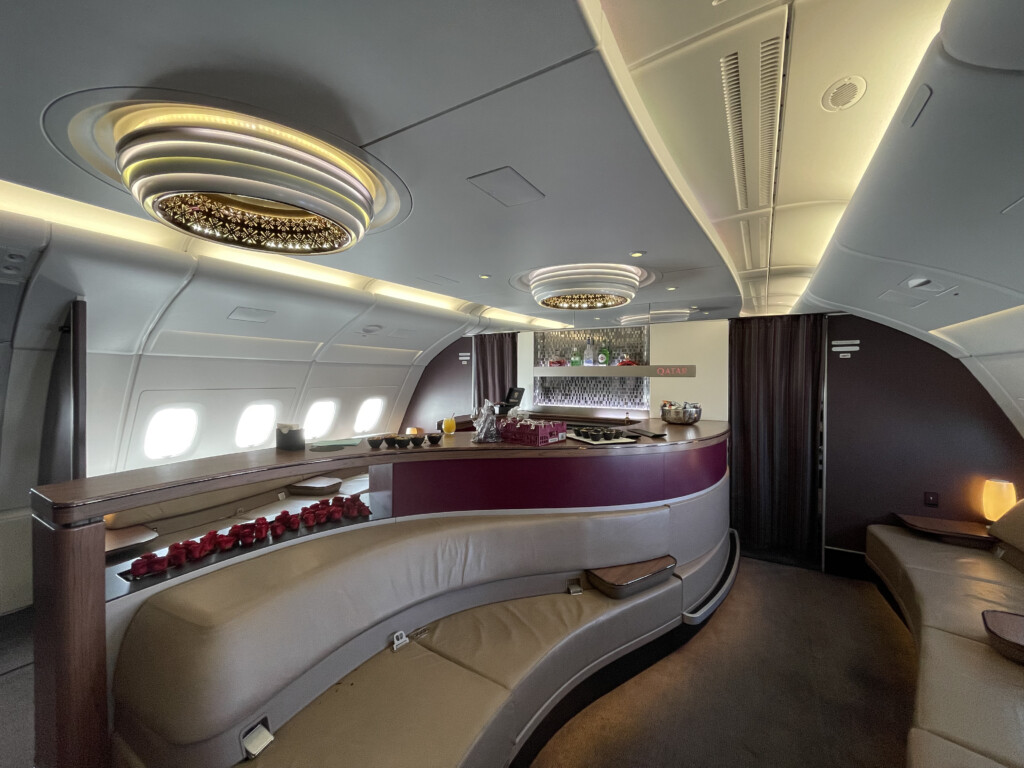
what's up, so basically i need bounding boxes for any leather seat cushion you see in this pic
[246,641,510,768]
[867,525,1020,586]
[908,727,1012,768]
[914,627,1024,768]
[115,507,670,745]
[904,566,1024,643]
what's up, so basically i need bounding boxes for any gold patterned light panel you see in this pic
[156,193,351,253]
[539,293,628,310]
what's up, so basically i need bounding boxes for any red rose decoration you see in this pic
[229,524,241,536]
[217,534,237,552]
[314,508,328,524]
[130,559,149,577]
[270,521,286,538]
[301,511,316,527]
[256,517,268,527]
[140,552,157,561]
[328,506,343,522]
[343,505,358,519]
[187,541,205,561]
[168,549,187,567]
[287,515,301,531]
[254,523,269,541]
[149,556,169,574]
[357,503,371,518]
[332,496,344,506]
[238,531,256,547]
[300,506,310,514]
[350,493,361,502]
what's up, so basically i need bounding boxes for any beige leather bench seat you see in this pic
[866,524,1024,768]
[248,582,681,768]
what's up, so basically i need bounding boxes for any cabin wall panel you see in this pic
[650,320,728,419]
[401,336,474,431]
[87,353,142,477]
[0,349,54,512]
[824,315,1024,553]
[0,508,31,614]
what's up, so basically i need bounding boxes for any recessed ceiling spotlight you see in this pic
[479,274,491,279]
[666,286,677,291]
[44,89,410,255]
[526,263,647,311]
[629,251,645,258]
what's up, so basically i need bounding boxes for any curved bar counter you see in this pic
[30,420,732,768]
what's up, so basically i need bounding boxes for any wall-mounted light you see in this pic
[983,479,1017,523]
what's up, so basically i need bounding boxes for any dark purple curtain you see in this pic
[729,315,825,569]
[472,332,518,408]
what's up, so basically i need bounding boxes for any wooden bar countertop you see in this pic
[32,419,728,526]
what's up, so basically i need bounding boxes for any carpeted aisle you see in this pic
[531,557,917,768]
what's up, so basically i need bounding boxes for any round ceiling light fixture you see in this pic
[44,89,410,254]
[526,263,647,310]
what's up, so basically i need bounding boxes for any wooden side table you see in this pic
[897,513,995,547]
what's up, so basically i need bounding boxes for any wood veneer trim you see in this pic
[33,421,729,525]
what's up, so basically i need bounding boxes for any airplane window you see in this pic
[143,407,199,459]
[353,397,385,434]
[235,403,278,448]
[303,399,338,440]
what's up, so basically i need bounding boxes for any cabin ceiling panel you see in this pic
[131,356,309,394]
[320,52,738,316]
[0,0,592,217]
[16,226,195,353]
[769,204,847,268]
[806,245,1023,333]
[931,306,1024,359]
[330,301,471,355]
[628,7,788,224]
[774,0,947,206]
[830,39,1024,294]
[601,0,784,68]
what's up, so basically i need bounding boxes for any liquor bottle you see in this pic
[583,337,595,366]
[569,347,582,366]
[597,340,611,365]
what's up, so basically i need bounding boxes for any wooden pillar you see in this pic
[33,514,108,768]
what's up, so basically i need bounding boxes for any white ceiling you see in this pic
[0,0,743,322]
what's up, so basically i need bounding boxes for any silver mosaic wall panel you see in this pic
[533,327,650,410]
[534,326,649,366]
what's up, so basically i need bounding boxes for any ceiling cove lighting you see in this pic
[527,263,647,310]
[46,91,409,254]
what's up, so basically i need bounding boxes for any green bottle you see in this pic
[569,347,582,366]
[597,340,611,366]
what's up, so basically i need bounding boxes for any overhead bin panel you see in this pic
[320,299,471,364]
[829,38,1024,294]
[145,257,374,361]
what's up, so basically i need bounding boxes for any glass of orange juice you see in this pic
[442,414,457,435]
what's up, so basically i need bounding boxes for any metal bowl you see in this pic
[661,404,702,425]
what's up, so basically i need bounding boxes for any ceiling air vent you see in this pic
[720,52,748,211]
[758,37,782,208]
[821,76,867,112]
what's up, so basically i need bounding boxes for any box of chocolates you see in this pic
[499,418,567,446]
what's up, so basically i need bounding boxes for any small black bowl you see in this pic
[393,435,410,448]
[578,428,592,440]
[383,435,398,448]
[427,433,442,445]
[410,435,425,447]
[367,437,384,449]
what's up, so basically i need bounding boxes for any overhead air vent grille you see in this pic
[821,76,867,112]
[758,37,782,208]
[719,52,748,211]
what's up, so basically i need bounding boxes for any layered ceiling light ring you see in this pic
[45,90,410,254]
[527,264,647,310]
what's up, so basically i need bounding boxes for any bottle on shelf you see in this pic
[597,339,611,366]
[583,337,595,366]
[569,347,582,366]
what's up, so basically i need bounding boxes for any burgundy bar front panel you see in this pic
[391,440,727,516]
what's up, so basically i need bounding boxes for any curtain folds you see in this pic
[729,315,825,568]
[472,332,518,408]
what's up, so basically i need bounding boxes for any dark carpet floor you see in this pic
[530,557,917,768]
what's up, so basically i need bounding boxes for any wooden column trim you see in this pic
[33,516,108,768]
